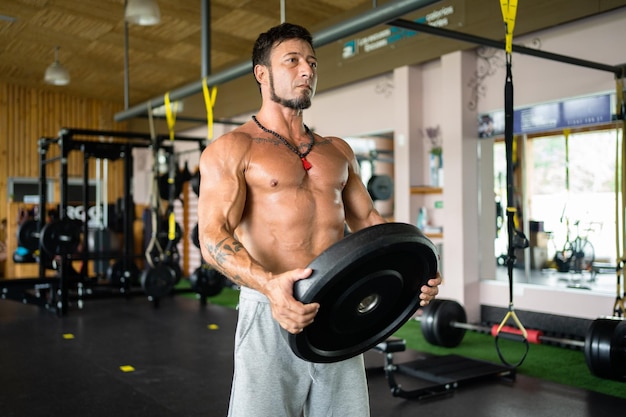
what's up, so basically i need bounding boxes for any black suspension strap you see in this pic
[494,0,530,368]
[144,103,164,268]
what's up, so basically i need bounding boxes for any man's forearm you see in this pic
[202,234,268,291]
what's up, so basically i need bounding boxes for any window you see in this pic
[494,127,622,265]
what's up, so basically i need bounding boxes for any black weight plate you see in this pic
[168,260,183,285]
[158,172,184,201]
[611,320,626,380]
[190,264,225,297]
[40,219,82,256]
[367,175,394,201]
[107,260,140,287]
[286,222,438,363]
[17,219,40,252]
[585,318,621,379]
[141,265,177,299]
[191,223,200,249]
[190,170,201,197]
[157,219,183,248]
[419,298,443,345]
[431,299,466,347]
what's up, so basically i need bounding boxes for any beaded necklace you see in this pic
[252,115,315,171]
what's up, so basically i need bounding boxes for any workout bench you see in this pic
[373,338,516,400]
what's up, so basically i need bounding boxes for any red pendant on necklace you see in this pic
[301,157,312,171]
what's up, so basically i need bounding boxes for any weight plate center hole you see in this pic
[357,293,380,315]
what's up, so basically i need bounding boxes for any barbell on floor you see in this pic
[418,299,626,381]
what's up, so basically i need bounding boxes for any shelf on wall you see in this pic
[410,186,442,194]
[424,232,443,239]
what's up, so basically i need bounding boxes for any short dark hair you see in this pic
[252,23,314,86]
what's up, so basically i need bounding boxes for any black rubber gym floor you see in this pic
[1,294,624,417]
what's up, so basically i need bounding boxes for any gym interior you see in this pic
[1,1,625,416]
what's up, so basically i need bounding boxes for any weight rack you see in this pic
[1,128,207,315]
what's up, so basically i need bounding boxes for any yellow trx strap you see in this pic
[202,78,218,141]
[163,93,179,243]
[164,92,178,141]
[507,206,519,231]
[500,0,518,54]
[495,307,528,340]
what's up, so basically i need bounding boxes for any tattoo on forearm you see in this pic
[206,237,243,267]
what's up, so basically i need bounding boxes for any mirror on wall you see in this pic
[344,134,395,220]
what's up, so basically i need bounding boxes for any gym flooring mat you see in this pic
[0,294,624,417]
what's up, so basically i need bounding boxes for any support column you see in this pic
[438,50,481,321]
[393,65,423,224]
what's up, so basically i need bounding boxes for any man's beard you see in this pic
[269,71,312,110]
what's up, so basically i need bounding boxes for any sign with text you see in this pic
[342,5,456,59]
[478,93,613,137]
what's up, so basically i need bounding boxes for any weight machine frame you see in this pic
[1,128,206,315]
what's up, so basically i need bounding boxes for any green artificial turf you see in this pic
[177,279,241,309]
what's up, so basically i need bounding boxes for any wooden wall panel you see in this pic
[0,82,128,277]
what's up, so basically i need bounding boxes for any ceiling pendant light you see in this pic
[125,0,161,26]
[44,46,70,86]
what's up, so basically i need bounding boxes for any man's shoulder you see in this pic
[217,124,255,142]
[200,126,255,166]
[316,134,353,157]
[210,125,255,149]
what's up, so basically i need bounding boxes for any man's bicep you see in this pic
[343,172,385,231]
[198,141,246,235]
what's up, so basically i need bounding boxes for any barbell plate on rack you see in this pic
[420,299,467,348]
[40,219,82,256]
[285,222,438,363]
[17,219,40,252]
[585,317,625,380]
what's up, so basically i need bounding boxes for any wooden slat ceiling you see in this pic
[1,0,624,112]
[0,0,379,105]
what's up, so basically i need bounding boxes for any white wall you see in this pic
[472,8,625,319]
[477,8,626,113]
[305,74,395,138]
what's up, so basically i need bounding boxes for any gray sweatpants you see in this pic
[227,286,370,417]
